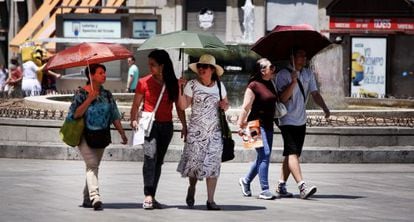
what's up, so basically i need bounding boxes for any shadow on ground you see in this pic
[100,203,141,209]
[311,194,365,199]
[101,203,266,211]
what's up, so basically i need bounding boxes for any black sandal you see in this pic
[186,186,195,208]
[206,201,221,210]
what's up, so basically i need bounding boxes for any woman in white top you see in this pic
[177,54,229,210]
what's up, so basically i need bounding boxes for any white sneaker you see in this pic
[299,183,317,199]
[258,190,275,200]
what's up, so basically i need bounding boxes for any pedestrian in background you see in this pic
[130,50,187,210]
[274,48,330,199]
[40,57,62,95]
[67,63,128,210]
[237,58,278,200]
[5,57,23,97]
[0,64,8,93]
[176,54,229,210]
[125,56,139,93]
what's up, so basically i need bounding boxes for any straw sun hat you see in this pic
[189,54,224,76]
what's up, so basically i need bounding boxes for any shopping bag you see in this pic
[59,117,84,147]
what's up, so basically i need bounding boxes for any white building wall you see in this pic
[267,0,319,31]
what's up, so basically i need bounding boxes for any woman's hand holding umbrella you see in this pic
[291,70,298,84]
[86,87,99,102]
[178,77,187,94]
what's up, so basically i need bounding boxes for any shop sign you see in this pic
[63,20,121,38]
[132,20,157,39]
[330,17,414,31]
[350,37,386,98]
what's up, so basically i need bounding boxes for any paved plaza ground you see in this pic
[1,158,413,222]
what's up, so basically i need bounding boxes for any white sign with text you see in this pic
[63,20,121,38]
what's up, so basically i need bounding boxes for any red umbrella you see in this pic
[251,24,331,61]
[45,42,133,70]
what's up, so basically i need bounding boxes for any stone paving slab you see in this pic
[0,158,413,222]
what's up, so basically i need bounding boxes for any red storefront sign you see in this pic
[330,17,414,31]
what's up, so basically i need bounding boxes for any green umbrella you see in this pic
[137,30,227,51]
[137,30,228,77]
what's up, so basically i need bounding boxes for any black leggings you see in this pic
[142,121,173,197]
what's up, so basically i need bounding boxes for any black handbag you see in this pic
[84,127,112,149]
[217,78,235,162]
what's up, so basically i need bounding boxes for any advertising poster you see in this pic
[351,37,386,98]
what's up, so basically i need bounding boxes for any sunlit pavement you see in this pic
[0,158,413,222]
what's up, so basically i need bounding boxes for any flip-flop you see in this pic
[142,200,153,210]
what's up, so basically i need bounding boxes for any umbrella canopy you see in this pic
[137,30,227,51]
[251,24,331,61]
[137,30,228,77]
[45,42,133,70]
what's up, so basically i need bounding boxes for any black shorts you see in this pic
[278,124,306,156]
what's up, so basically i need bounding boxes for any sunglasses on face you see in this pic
[196,63,212,69]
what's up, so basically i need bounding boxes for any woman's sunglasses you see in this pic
[196,63,212,69]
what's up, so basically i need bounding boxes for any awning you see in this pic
[327,17,414,35]
[9,0,60,48]
[322,28,414,35]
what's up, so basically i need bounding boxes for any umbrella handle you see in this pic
[87,60,93,91]
[180,48,184,95]
[291,49,296,72]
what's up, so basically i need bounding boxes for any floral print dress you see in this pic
[177,80,226,180]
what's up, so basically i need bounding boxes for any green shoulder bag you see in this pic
[59,117,85,147]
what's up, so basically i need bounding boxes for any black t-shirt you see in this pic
[247,78,277,130]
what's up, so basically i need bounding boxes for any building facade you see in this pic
[4,0,413,102]
[321,0,414,99]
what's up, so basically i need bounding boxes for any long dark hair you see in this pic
[84,63,106,85]
[248,58,271,84]
[148,50,178,102]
